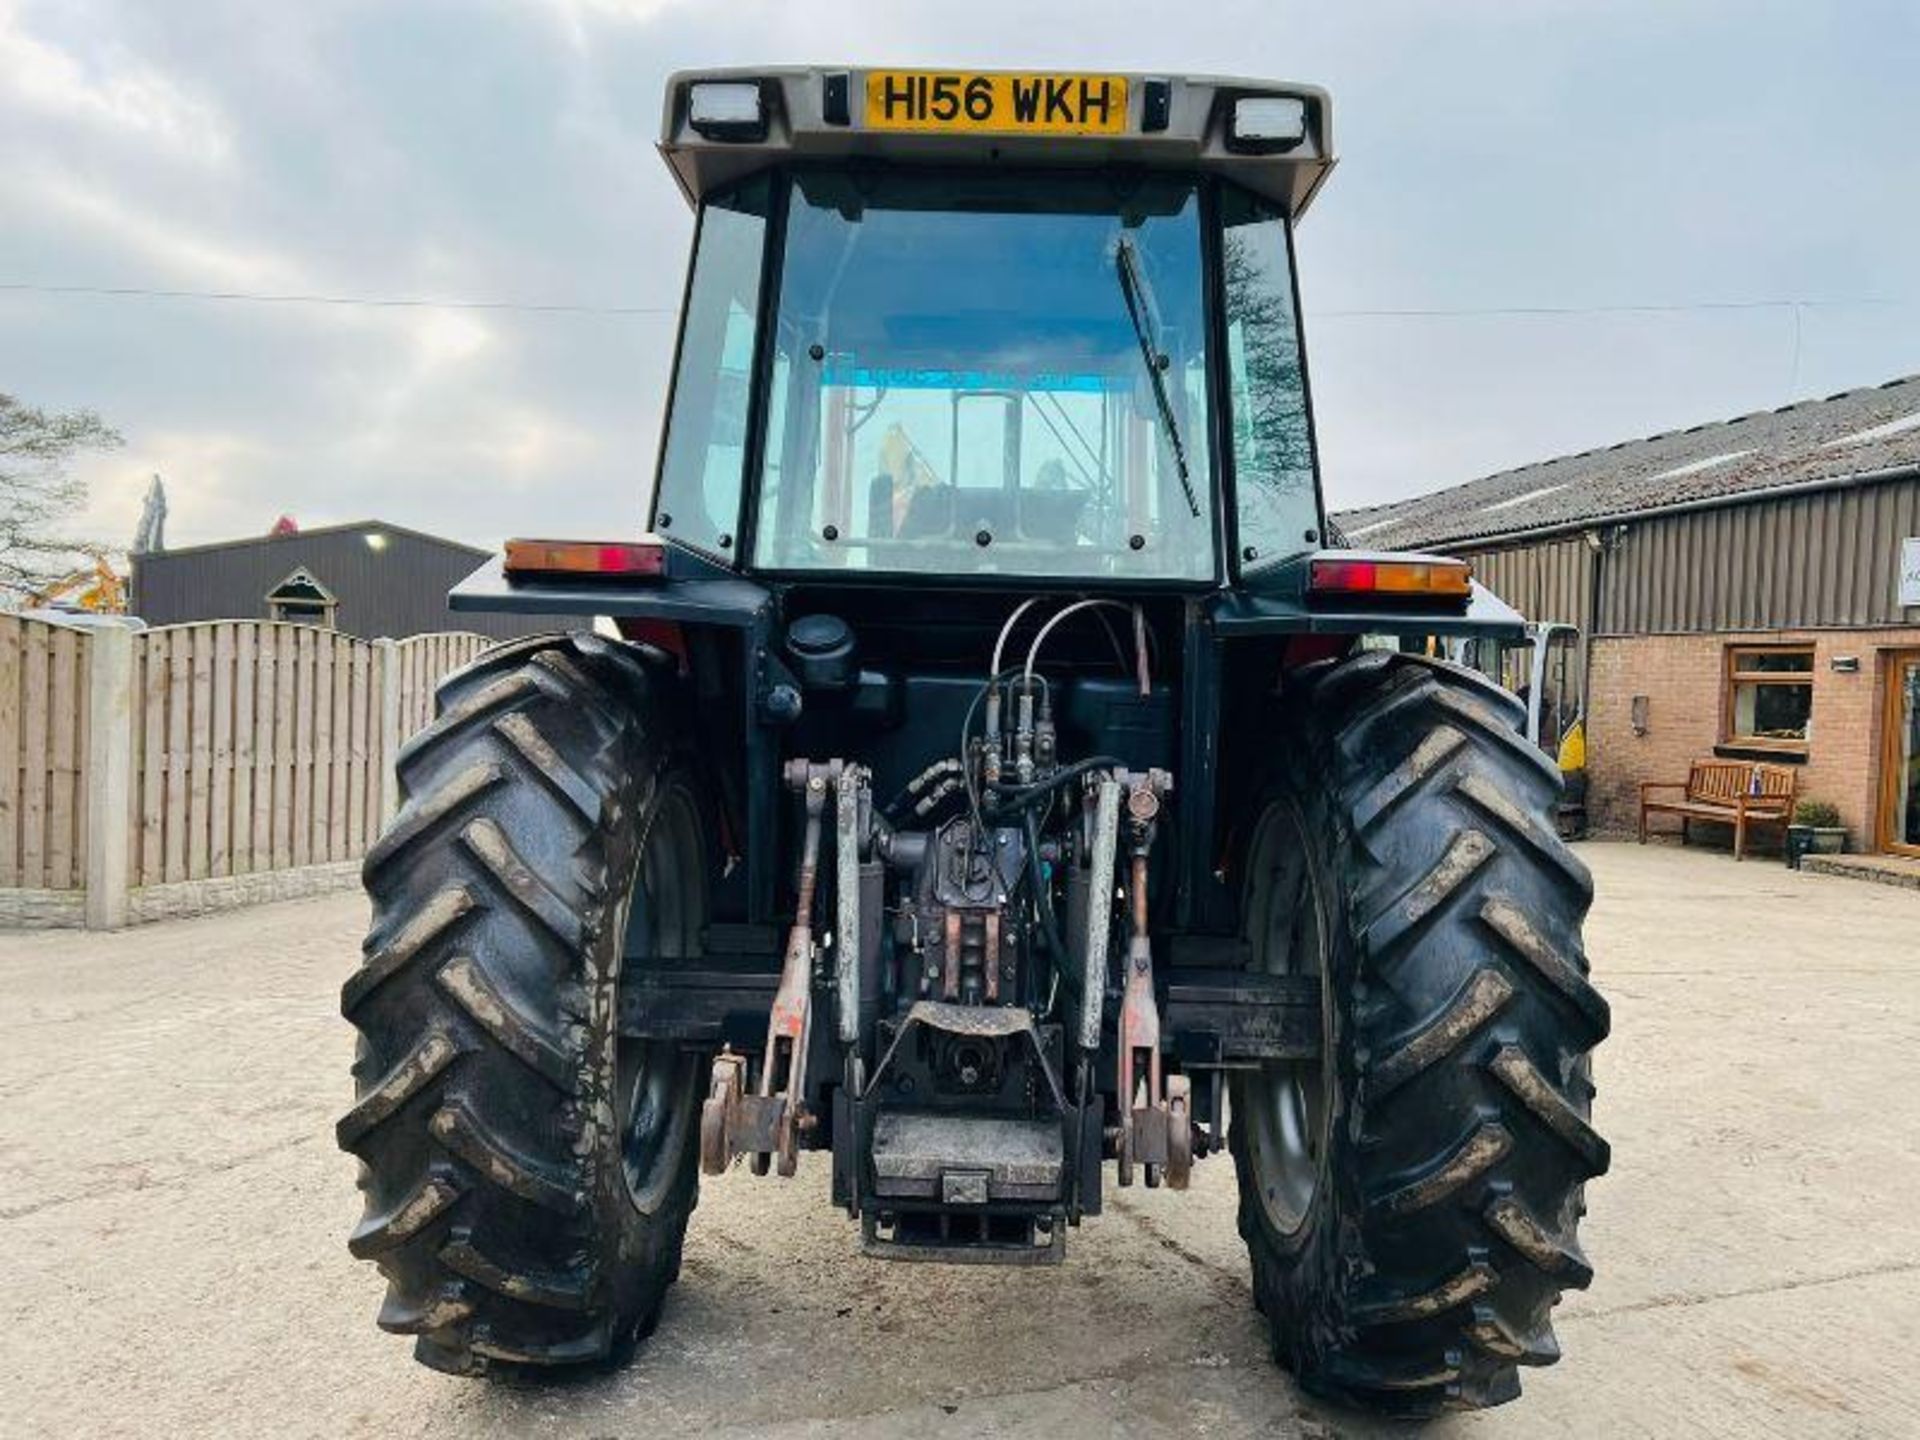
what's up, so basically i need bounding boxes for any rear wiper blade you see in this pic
[1114,236,1201,519]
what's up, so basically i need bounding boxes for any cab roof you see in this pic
[658,66,1336,219]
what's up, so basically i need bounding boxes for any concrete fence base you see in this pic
[0,889,89,929]
[126,860,365,924]
[0,861,365,929]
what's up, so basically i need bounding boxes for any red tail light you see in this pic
[503,537,667,580]
[1308,556,1472,600]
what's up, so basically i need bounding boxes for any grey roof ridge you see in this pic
[1425,456,1920,549]
[138,518,491,560]
[1332,370,1920,533]
[1478,371,1920,483]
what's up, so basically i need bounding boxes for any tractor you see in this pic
[337,67,1608,1416]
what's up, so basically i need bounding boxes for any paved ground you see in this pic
[2,842,1917,1438]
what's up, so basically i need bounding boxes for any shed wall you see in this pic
[1596,475,1920,635]
[1441,474,1920,639]
[1455,535,1595,634]
[131,529,549,640]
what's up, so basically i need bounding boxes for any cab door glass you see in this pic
[1540,628,1578,752]
[651,176,770,559]
[1220,185,1319,571]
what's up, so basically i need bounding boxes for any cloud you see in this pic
[529,0,698,53]
[3,0,1917,565]
[0,1,234,167]
[70,426,268,549]
[8,162,308,293]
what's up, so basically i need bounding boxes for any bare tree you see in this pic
[0,393,122,607]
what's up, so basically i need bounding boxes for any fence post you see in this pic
[375,637,401,825]
[84,626,135,930]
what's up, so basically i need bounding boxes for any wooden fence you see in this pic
[0,615,92,892]
[126,625,491,888]
[0,615,498,923]
[131,623,379,887]
[394,630,494,739]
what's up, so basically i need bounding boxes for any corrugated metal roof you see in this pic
[1335,373,1920,551]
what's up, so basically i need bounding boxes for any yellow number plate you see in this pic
[864,71,1129,135]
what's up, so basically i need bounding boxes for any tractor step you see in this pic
[863,1111,1069,1265]
[868,1110,1064,1204]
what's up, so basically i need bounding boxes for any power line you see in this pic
[0,278,1908,321]
[1311,297,1903,319]
[0,281,675,316]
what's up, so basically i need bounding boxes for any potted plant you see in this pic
[1786,800,1847,868]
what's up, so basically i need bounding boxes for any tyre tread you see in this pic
[434,954,576,1092]
[341,886,477,1017]
[1365,968,1514,1099]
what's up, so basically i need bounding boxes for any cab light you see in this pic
[1308,556,1472,599]
[504,538,667,580]
[688,81,767,141]
[1228,95,1308,153]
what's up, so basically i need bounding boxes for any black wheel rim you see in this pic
[1240,798,1331,1238]
[615,781,703,1214]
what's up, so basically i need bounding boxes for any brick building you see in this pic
[1338,375,1920,856]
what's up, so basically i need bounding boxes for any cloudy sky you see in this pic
[3,0,1916,552]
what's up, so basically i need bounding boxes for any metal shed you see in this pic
[130,522,550,641]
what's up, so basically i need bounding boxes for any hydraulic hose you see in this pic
[1023,598,1131,684]
[986,754,1126,809]
[1023,805,1070,995]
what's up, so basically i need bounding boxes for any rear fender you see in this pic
[451,555,782,921]
[449,552,773,629]
[1210,577,1526,643]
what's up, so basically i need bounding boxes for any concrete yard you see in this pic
[2,842,1916,1437]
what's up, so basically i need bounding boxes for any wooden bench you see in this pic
[1638,760,1798,861]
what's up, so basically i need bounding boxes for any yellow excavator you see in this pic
[1448,621,1588,836]
[28,553,127,614]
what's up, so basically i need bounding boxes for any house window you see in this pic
[1724,645,1813,750]
[266,567,339,628]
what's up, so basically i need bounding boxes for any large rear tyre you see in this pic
[337,632,708,1375]
[1231,651,1610,1415]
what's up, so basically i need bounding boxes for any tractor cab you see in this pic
[646,68,1332,586]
